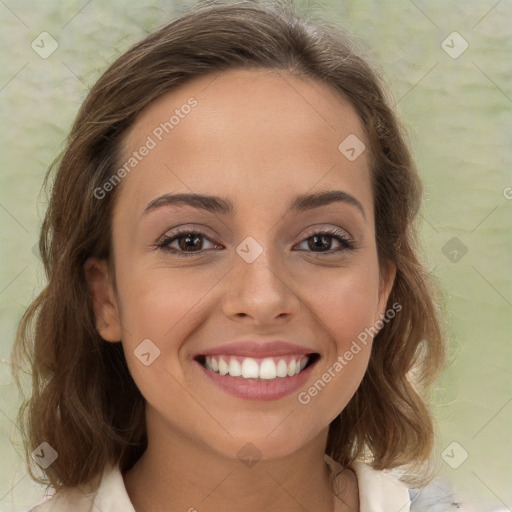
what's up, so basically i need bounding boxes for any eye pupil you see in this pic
[309,234,331,252]
[179,233,202,251]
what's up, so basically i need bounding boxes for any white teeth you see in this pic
[228,358,242,377]
[203,355,311,380]
[276,359,288,378]
[259,358,277,380]
[287,359,296,377]
[218,357,229,375]
[241,358,259,378]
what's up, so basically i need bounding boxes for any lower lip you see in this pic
[195,359,317,401]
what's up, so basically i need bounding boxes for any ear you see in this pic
[376,260,397,321]
[83,257,122,342]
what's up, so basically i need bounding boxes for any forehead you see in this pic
[117,68,372,221]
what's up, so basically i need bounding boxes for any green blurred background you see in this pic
[0,1,510,510]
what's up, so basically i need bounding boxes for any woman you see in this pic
[13,1,460,510]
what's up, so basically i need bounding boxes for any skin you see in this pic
[84,68,395,512]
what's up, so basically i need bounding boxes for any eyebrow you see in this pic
[142,190,366,220]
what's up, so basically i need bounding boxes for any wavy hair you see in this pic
[12,0,444,492]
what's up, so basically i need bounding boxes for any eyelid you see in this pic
[156,223,218,241]
[299,225,353,242]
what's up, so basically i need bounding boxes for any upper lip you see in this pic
[195,340,317,358]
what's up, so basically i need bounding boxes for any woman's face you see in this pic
[86,68,395,460]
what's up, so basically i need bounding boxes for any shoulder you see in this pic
[27,464,135,512]
[27,487,96,512]
[349,460,413,511]
[408,478,463,512]
[325,455,463,512]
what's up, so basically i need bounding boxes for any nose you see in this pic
[221,244,301,325]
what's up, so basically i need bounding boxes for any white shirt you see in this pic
[28,456,413,512]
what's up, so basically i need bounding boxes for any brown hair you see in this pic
[12,0,444,492]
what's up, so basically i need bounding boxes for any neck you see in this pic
[122,409,358,512]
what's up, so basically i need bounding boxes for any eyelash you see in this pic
[154,227,355,258]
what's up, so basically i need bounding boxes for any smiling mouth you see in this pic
[195,353,320,380]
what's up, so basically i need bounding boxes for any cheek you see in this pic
[114,269,216,416]
[296,261,380,408]
[113,266,218,389]
[303,258,381,345]
[326,276,379,346]
[115,265,217,343]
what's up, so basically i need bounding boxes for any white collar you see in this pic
[326,456,411,512]
[91,464,135,511]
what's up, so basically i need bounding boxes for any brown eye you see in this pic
[156,229,221,257]
[175,232,204,252]
[295,228,354,255]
